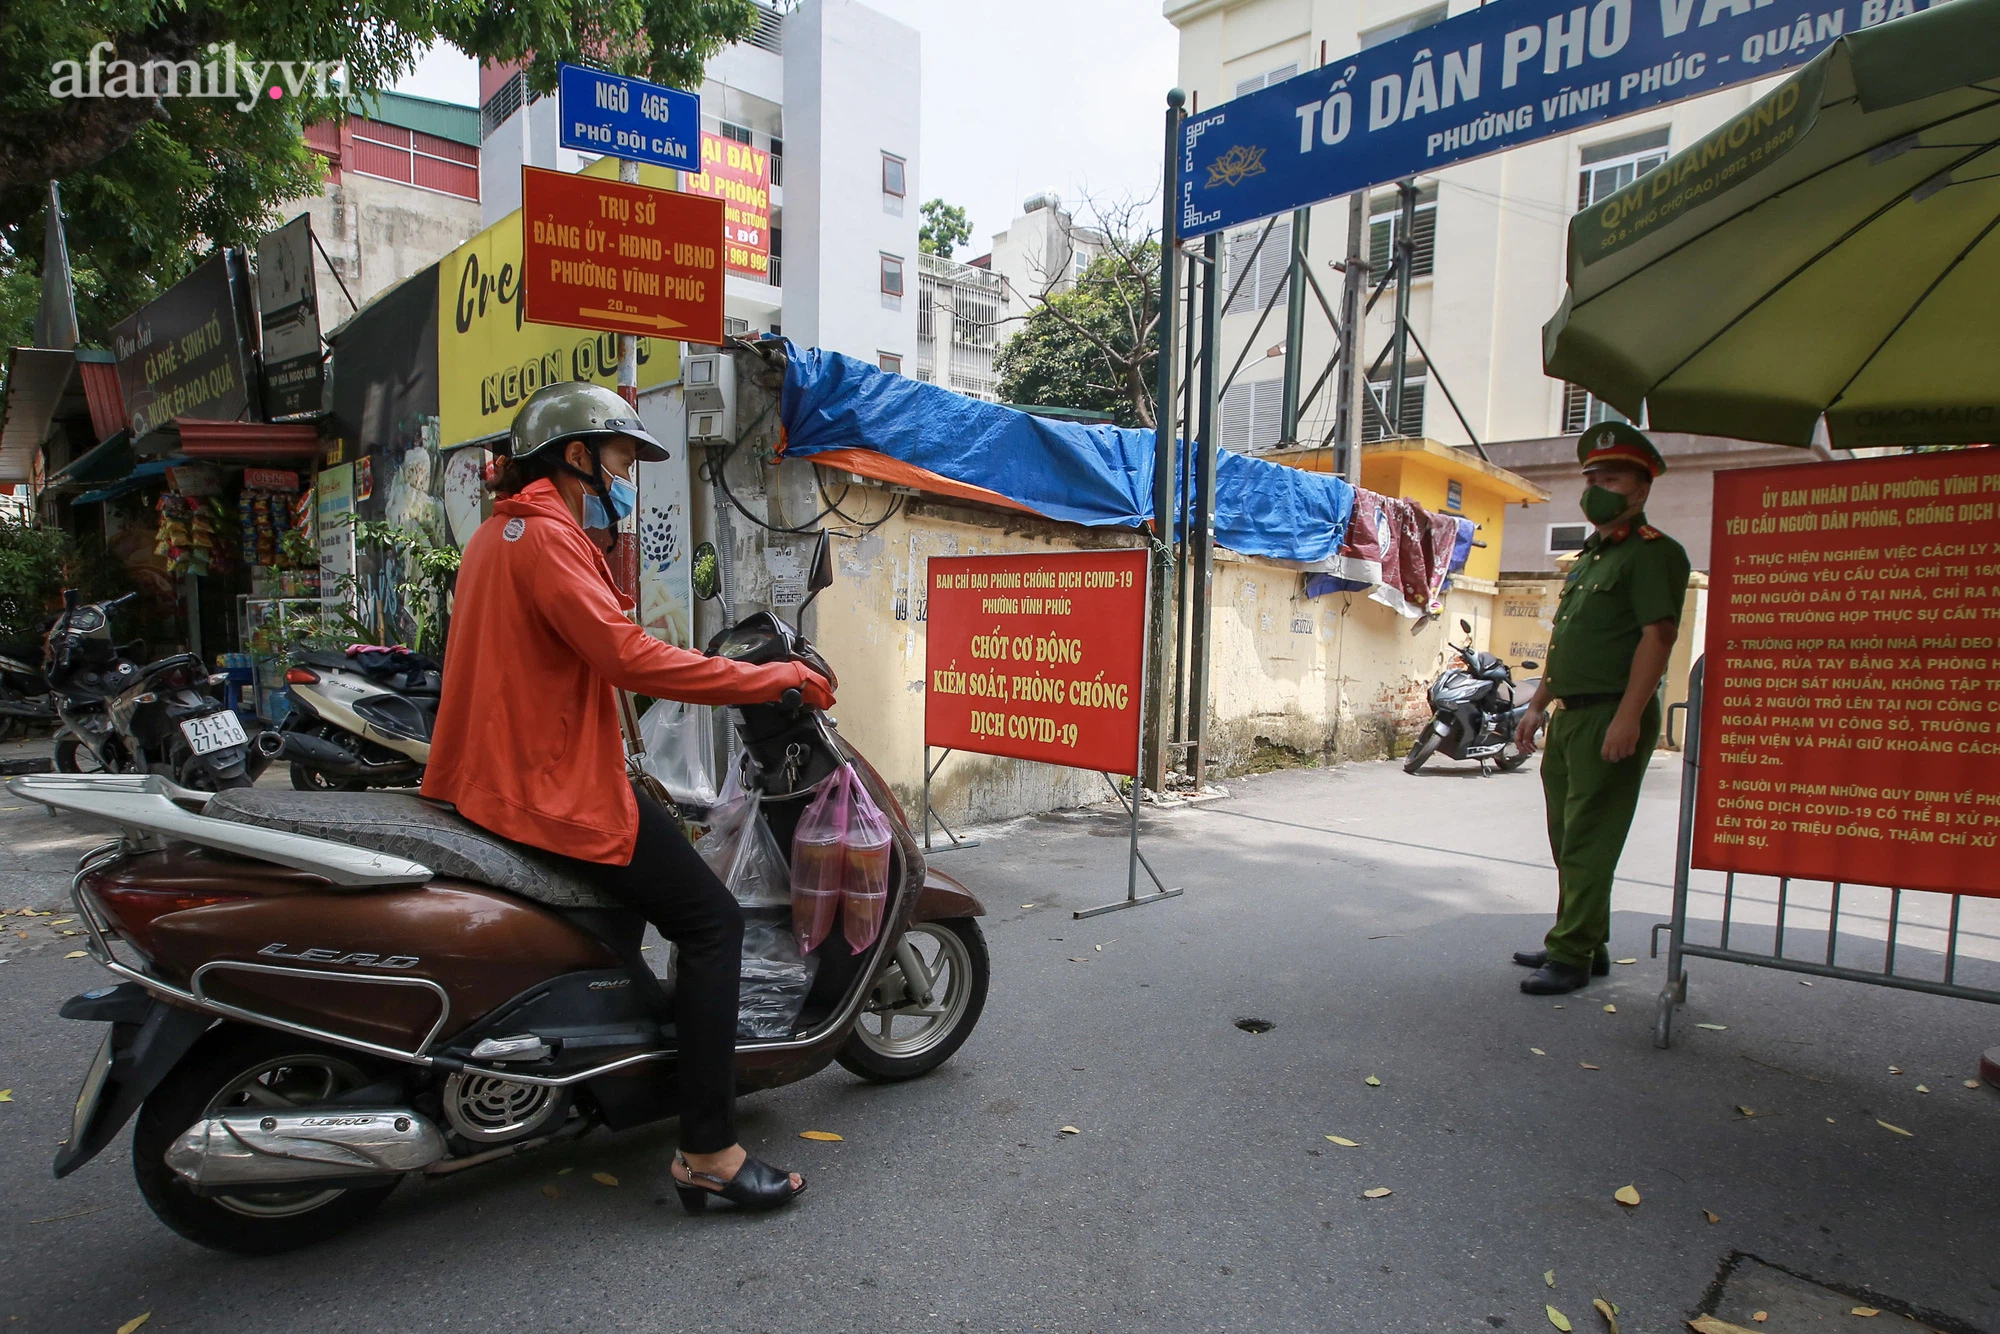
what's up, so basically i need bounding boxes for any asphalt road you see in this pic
[2,744,1997,1334]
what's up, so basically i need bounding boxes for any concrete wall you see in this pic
[296,173,482,330]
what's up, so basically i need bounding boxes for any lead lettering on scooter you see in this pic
[259,943,422,969]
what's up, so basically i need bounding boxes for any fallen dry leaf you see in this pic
[1687,1317,1762,1334]
[0,1089,11,1102]
[1876,1120,1912,1137]
[1915,1084,1930,1094]
[1735,1105,1760,1118]
[800,1130,844,1142]
[1580,1063,1600,1070]
[49,918,72,925]
[591,1172,618,1186]
[1325,1135,1359,1147]
[1850,1308,1880,1318]
[1703,1209,1721,1224]
[1068,957,1088,962]
[1544,1269,1556,1288]
[1020,904,1034,909]
[1603,1004,1617,1013]
[116,1316,150,1334]
[557,1166,573,1175]
[1800,979,1813,986]
[1594,1297,1620,1333]
[1094,944,1103,952]
[1614,957,1637,965]
[1753,1315,1768,1324]
[1696,1023,1729,1031]
[1531,1047,1548,1056]
[63,950,87,959]
[1888,1066,1902,1074]
[1967,1080,1983,1090]
[1365,1075,1381,1087]
[1614,1184,1641,1207]
[1058,1126,1080,1136]
[1547,1304,1572,1331]
[540,1184,559,1199]
[1362,1186,1392,1199]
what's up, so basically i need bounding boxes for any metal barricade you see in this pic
[1651,658,2000,1047]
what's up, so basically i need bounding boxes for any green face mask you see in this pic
[1580,485,1631,526]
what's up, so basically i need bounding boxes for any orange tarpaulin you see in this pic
[800,446,1042,518]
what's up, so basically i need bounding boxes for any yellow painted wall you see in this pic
[1358,454,1513,585]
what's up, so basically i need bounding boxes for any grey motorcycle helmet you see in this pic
[506,381,668,463]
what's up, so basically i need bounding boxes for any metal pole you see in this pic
[617,157,641,407]
[1333,192,1367,484]
[1173,255,1197,748]
[1188,233,1222,789]
[1278,206,1311,444]
[1142,89,1184,793]
[1388,179,1417,437]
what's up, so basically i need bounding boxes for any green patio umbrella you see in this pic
[1543,0,2000,449]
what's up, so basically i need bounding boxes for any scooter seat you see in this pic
[205,789,622,909]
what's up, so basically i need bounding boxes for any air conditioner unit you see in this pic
[684,352,736,443]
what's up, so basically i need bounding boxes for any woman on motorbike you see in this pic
[424,381,832,1212]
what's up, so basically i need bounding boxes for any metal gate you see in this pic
[1652,659,2000,1047]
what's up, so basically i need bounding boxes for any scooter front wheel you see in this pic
[837,918,989,1083]
[1403,726,1444,774]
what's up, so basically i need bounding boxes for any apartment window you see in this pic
[718,120,754,146]
[1223,216,1290,316]
[1548,523,1590,554]
[1562,382,1638,434]
[746,1,785,54]
[1362,362,1426,442]
[768,225,782,288]
[881,254,905,297]
[882,153,906,197]
[879,352,903,374]
[1220,379,1286,453]
[1578,128,1670,210]
[1232,62,1299,99]
[1368,185,1437,281]
[1360,5,1447,49]
[769,137,783,186]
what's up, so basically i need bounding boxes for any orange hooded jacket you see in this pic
[422,478,817,864]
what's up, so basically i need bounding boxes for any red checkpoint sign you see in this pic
[1695,450,2000,897]
[925,550,1149,777]
[520,165,724,345]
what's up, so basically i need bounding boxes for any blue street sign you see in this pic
[556,62,700,171]
[1178,0,1941,238]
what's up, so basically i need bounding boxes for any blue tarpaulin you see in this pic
[780,343,1353,563]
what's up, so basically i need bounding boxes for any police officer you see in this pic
[1512,422,1691,995]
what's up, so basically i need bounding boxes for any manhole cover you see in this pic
[1234,1018,1274,1034]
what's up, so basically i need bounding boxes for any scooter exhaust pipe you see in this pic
[165,1108,446,1190]
[261,730,416,779]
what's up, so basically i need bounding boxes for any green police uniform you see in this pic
[1537,425,1691,972]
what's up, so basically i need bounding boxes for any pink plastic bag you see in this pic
[790,769,850,954]
[840,770,894,954]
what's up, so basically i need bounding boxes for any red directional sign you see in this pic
[520,165,724,345]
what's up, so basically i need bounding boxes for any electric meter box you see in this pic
[684,352,737,443]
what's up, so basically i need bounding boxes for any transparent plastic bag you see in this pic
[737,909,817,1039]
[697,755,791,908]
[789,768,850,954]
[638,698,719,810]
[841,768,894,954]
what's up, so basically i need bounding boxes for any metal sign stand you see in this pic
[918,745,980,854]
[1074,771,1183,920]
[1652,659,2000,1047]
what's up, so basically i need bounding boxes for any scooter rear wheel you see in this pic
[837,918,989,1083]
[132,1025,400,1255]
[291,762,366,793]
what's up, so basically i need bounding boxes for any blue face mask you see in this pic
[582,473,637,530]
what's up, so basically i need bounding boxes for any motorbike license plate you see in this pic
[180,710,248,756]
[70,1030,115,1148]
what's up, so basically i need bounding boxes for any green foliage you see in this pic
[0,518,75,647]
[0,0,758,351]
[350,517,462,656]
[919,198,972,259]
[996,242,1162,428]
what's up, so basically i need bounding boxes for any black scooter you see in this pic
[1404,618,1540,775]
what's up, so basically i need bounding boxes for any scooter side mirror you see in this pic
[798,529,834,613]
[691,542,721,602]
[1458,618,1472,634]
[1520,661,1539,671]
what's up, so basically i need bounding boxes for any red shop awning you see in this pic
[170,419,325,463]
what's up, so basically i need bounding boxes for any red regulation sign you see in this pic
[926,550,1149,776]
[1695,450,2000,897]
[520,165,724,345]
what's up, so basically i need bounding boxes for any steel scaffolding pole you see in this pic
[1333,192,1367,484]
[1187,233,1222,788]
[1388,179,1416,437]
[1278,206,1311,444]
[1141,89,1184,793]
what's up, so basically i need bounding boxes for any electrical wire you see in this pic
[815,468,905,535]
[702,445,838,535]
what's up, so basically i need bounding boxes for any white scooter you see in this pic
[253,647,437,791]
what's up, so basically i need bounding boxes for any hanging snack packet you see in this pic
[841,769,894,953]
[789,767,850,954]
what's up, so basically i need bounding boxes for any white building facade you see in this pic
[476,0,920,368]
[1165,0,1792,457]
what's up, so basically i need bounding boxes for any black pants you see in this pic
[561,795,744,1154]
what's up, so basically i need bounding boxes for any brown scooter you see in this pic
[11,545,988,1255]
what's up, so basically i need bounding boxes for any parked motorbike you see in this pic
[1404,618,1540,775]
[15,533,989,1255]
[256,646,438,791]
[0,635,58,741]
[45,591,257,790]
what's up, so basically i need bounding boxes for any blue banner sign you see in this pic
[1178,0,1941,238]
[557,63,700,171]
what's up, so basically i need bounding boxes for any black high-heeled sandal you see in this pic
[671,1152,807,1213]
